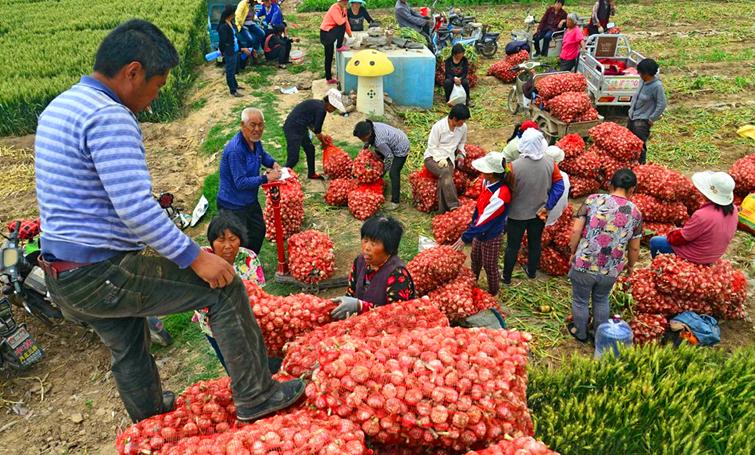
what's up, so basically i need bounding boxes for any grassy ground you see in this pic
[157,0,754,383]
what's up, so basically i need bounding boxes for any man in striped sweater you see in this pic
[34,20,303,423]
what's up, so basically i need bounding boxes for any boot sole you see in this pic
[236,387,305,422]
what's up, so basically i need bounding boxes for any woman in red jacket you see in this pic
[320,0,352,84]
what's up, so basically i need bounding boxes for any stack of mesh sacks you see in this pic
[517,205,574,276]
[487,50,530,83]
[533,73,597,123]
[263,169,304,241]
[409,144,486,213]
[407,245,499,321]
[559,122,644,197]
[623,254,749,344]
[631,163,703,241]
[323,142,386,220]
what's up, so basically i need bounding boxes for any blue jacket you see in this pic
[462,180,512,243]
[217,132,277,210]
[257,3,284,27]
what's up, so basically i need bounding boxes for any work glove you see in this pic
[436,158,449,168]
[330,296,362,320]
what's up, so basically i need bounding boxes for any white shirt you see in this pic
[423,117,467,164]
[546,171,571,226]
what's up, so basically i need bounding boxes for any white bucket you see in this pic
[290,49,304,64]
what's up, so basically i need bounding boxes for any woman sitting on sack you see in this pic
[331,215,416,319]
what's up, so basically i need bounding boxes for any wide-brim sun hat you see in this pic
[691,171,735,206]
[326,88,347,113]
[472,151,505,174]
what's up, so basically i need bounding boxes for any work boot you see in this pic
[148,317,173,347]
[236,379,305,422]
[384,202,399,211]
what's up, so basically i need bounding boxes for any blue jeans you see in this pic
[649,236,675,258]
[533,29,554,55]
[240,25,265,53]
[223,51,238,94]
[569,269,616,340]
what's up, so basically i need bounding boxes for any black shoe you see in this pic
[231,92,243,98]
[503,277,512,286]
[521,264,536,279]
[236,379,305,422]
[162,391,176,413]
[533,51,541,58]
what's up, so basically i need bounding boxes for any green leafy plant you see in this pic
[529,344,755,455]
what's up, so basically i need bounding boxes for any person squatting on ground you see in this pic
[353,120,410,210]
[34,20,304,423]
[443,44,471,106]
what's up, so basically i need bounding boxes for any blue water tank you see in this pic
[594,315,633,359]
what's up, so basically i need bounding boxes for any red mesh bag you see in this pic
[353,149,384,184]
[574,106,599,122]
[466,177,483,199]
[597,152,637,188]
[410,170,439,213]
[556,134,586,159]
[325,178,358,206]
[454,168,470,194]
[466,436,560,454]
[633,163,697,203]
[406,245,467,295]
[323,145,353,180]
[288,230,336,284]
[641,222,676,243]
[487,50,529,82]
[305,326,534,451]
[534,72,587,100]
[632,194,689,224]
[728,153,755,196]
[630,313,668,345]
[245,281,336,357]
[263,171,304,241]
[588,122,644,161]
[426,267,483,320]
[560,149,602,179]
[546,91,593,123]
[7,218,40,240]
[519,246,570,276]
[348,188,385,220]
[458,144,487,176]
[281,298,449,377]
[625,268,682,316]
[432,199,475,245]
[160,409,370,455]
[569,176,601,198]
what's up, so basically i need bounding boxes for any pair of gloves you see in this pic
[330,296,362,320]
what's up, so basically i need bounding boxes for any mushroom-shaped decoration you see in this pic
[345,50,394,116]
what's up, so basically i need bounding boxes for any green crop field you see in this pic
[0,0,208,136]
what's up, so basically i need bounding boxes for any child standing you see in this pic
[452,152,512,296]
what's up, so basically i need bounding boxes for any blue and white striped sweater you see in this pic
[34,76,200,268]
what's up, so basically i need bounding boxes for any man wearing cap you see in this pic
[218,108,281,254]
[502,120,539,163]
[423,104,471,213]
[283,89,346,180]
[452,152,512,297]
[649,172,739,264]
[544,145,570,226]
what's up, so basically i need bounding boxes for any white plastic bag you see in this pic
[448,84,467,106]
[418,235,437,252]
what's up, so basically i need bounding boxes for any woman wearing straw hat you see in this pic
[649,171,739,264]
[451,152,512,296]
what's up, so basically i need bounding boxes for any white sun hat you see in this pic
[472,151,505,174]
[545,145,565,163]
[326,88,346,113]
[691,171,735,206]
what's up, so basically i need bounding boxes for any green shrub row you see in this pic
[0,0,208,136]
[528,344,755,455]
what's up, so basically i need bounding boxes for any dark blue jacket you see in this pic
[217,132,277,210]
[257,3,284,27]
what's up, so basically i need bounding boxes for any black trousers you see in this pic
[320,26,344,80]
[443,78,470,105]
[627,119,651,164]
[503,217,546,280]
[265,41,291,65]
[283,126,317,177]
[223,51,238,94]
[559,57,578,72]
[219,203,266,254]
[387,155,407,203]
